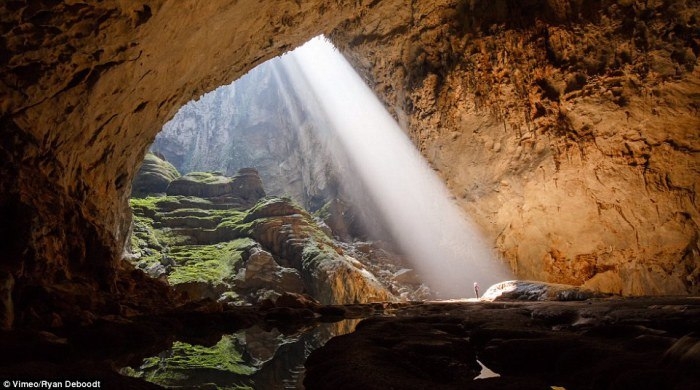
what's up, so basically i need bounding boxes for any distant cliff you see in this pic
[152,58,340,211]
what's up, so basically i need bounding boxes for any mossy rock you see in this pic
[166,172,234,198]
[131,152,181,198]
[167,238,256,286]
[126,335,257,388]
[166,169,265,206]
[243,196,309,222]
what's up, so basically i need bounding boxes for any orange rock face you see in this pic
[0,0,698,327]
[332,0,700,295]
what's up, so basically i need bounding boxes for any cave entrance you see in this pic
[128,35,512,304]
[124,35,511,387]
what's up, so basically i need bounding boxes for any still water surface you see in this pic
[122,319,360,389]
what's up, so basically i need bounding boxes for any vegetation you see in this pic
[167,238,255,286]
[131,152,181,197]
[124,334,257,389]
[128,191,340,300]
[143,152,181,179]
[178,171,232,184]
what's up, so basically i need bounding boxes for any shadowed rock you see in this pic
[131,152,181,198]
[166,168,266,208]
[304,297,700,389]
[481,280,610,302]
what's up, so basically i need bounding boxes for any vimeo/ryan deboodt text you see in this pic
[3,380,101,389]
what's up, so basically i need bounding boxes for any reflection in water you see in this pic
[122,319,360,389]
[474,359,501,380]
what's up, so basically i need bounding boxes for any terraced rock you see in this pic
[131,152,181,197]
[129,171,395,305]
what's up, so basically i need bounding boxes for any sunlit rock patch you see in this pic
[127,162,432,306]
[131,152,181,197]
[481,280,610,302]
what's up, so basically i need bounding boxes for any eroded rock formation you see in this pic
[131,151,180,197]
[152,59,342,211]
[129,165,394,305]
[304,297,700,389]
[0,0,698,328]
[331,0,700,295]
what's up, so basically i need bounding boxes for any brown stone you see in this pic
[304,297,700,389]
[0,0,698,328]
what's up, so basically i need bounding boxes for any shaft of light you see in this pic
[281,37,512,297]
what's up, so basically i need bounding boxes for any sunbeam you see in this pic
[278,36,512,298]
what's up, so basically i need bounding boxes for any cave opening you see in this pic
[2,1,699,388]
[130,35,511,305]
[123,35,513,388]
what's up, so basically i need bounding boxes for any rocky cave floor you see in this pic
[0,295,698,389]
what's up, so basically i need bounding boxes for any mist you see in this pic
[279,36,513,298]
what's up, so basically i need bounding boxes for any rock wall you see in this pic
[152,58,341,211]
[129,167,393,305]
[0,0,698,327]
[330,0,700,295]
[0,0,369,328]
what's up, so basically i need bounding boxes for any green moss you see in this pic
[161,208,214,218]
[129,196,161,218]
[160,214,222,229]
[216,211,249,231]
[155,195,214,211]
[301,238,339,269]
[180,171,232,184]
[167,238,255,285]
[143,152,181,179]
[131,153,181,198]
[153,227,191,247]
[131,215,160,247]
[125,335,257,388]
[128,211,167,269]
[314,201,332,221]
[160,208,248,228]
[167,336,255,373]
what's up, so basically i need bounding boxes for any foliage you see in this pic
[142,152,181,179]
[125,335,257,389]
[179,171,232,184]
[167,238,255,285]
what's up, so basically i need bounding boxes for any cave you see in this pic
[1,0,699,389]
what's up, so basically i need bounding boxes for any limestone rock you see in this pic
[332,0,700,295]
[393,268,419,284]
[152,63,341,211]
[317,198,363,242]
[131,152,180,198]
[274,292,321,310]
[242,197,395,304]
[481,280,607,302]
[173,281,228,302]
[166,168,266,208]
[234,246,305,296]
[130,183,394,305]
[1,0,698,327]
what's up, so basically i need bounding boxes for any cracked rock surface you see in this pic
[0,0,698,328]
[304,297,700,389]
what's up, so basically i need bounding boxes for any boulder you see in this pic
[166,171,236,198]
[235,247,305,294]
[481,280,609,302]
[131,152,181,197]
[274,292,321,310]
[166,168,265,207]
